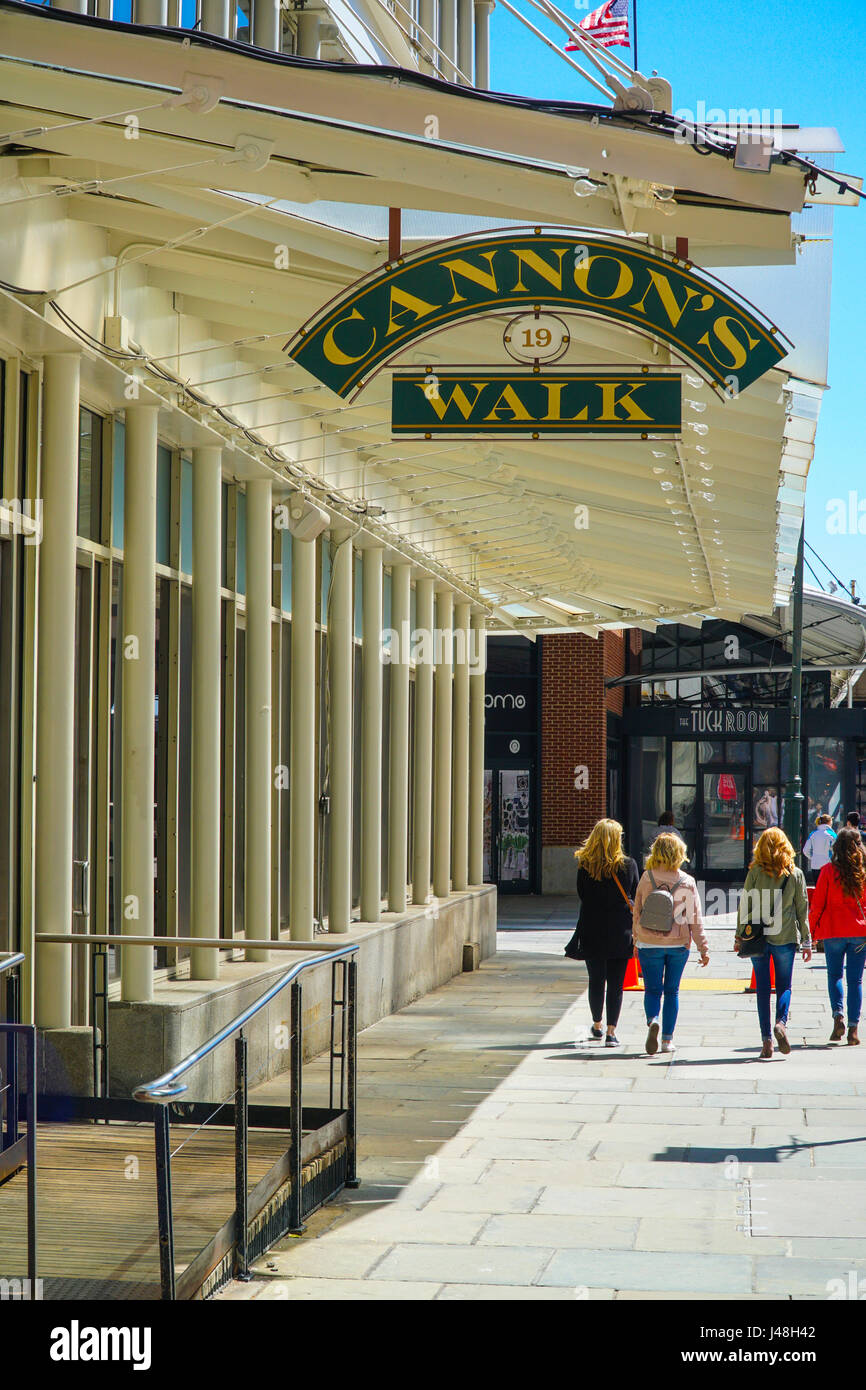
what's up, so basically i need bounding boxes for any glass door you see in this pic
[699,764,751,877]
[483,763,535,893]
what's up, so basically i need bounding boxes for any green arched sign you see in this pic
[286,230,788,398]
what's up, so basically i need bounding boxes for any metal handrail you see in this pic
[133,942,360,1104]
[0,953,25,977]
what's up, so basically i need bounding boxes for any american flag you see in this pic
[565,0,630,50]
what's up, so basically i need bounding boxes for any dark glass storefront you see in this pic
[624,620,866,882]
[482,636,542,894]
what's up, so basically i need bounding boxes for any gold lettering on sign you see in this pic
[573,254,634,301]
[322,308,377,366]
[483,384,533,421]
[541,383,588,422]
[598,382,652,422]
[630,269,711,328]
[441,253,499,304]
[698,315,760,371]
[419,381,487,420]
[386,286,438,337]
[510,248,568,293]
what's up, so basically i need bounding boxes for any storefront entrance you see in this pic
[698,764,751,877]
[483,762,536,894]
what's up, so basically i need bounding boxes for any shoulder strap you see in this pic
[647,869,657,890]
[612,873,632,908]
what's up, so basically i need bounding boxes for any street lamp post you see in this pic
[783,524,806,856]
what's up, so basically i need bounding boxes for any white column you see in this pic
[439,0,457,78]
[296,11,321,56]
[452,600,471,890]
[433,587,453,900]
[419,0,437,72]
[412,577,434,905]
[135,0,168,23]
[245,479,272,962]
[456,0,473,82]
[50,0,88,12]
[473,0,494,87]
[253,0,281,49]
[468,614,486,884]
[388,564,411,913]
[201,0,231,35]
[190,447,222,980]
[121,405,158,1003]
[290,537,316,941]
[328,530,353,933]
[361,547,384,923]
[34,354,80,1029]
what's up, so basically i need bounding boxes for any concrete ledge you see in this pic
[105,885,496,1101]
[542,846,579,895]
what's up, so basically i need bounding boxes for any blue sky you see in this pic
[490,0,866,597]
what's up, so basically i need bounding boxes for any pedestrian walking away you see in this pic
[810,827,866,1045]
[566,818,639,1047]
[632,832,709,1055]
[803,813,837,886]
[736,828,812,1060]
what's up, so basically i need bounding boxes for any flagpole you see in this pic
[632,0,638,70]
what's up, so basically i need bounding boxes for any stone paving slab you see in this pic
[216,899,866,1304]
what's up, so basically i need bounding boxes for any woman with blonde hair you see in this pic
[567,819,638,1047]
[632,834,709,1055]
[736,827,811,1060]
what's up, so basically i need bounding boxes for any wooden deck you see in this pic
[0,1120,288,1299]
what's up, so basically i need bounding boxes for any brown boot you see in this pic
[774,1021,791,1055]
[760,1038,774,1060]
[848,1024,860,1046]
[831,1014,845,1041]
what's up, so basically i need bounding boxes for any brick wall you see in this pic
[603,630,625,716]
[541,634,607,848]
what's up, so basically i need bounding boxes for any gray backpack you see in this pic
[639,870,686,934]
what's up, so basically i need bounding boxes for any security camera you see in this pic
[283,493,330,542]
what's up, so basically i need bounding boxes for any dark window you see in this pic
[77,408,103,542]
[487,636,537,676]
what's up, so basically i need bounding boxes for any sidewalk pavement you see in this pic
[217,898,866,1302]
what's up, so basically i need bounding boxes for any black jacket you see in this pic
[575,858,639,960]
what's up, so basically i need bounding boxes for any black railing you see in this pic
[0,953,37,1300]
[133,943,359,1300]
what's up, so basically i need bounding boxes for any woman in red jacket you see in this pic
[810,828,866,1045]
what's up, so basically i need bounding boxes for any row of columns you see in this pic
[45,0,495,86]
[33,356,486,1026]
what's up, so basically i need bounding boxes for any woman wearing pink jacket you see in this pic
[632,833,710,1055]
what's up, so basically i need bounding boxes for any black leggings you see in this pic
[586,957,630,1028]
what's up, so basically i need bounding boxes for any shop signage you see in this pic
[485,677,537,732]
[390,369,682,439]
[678,708,771,734]
[287,230,787,398]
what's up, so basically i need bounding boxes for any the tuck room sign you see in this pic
[286,230,788,398]
[391,369,682,438]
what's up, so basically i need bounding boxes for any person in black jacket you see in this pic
[572,818,639,1047]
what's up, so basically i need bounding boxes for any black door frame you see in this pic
[697,761,752,880]
[485,757,538,894]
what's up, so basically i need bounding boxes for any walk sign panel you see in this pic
[391,369,682,439]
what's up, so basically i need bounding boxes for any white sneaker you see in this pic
[646,1019,660,1056]
[661,1039,675,1054]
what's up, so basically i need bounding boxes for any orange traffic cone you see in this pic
[623,954,643,990]
[747,955,776,993]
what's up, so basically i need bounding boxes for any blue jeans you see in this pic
[752,943,796,1039]
[638,948,689,1039]
[823,937,866,1024]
